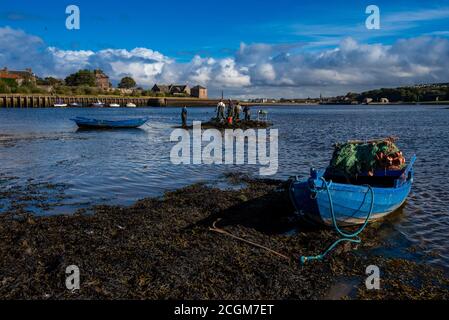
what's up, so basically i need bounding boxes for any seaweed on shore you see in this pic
[0,178,70,215]
[0,174,448,300]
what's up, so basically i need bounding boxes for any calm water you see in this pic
[0,105,448,266]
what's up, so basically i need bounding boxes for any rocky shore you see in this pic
[0,174,448,299]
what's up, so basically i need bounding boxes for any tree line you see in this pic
[0,69,143,95]
[348,84,449,103]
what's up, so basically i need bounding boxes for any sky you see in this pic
[1,0,449,98]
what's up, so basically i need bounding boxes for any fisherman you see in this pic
[234,101,242,121]
[227,99,235,120]
[216,99,226,121]
[243,105,251,121]
[181,106,188,127]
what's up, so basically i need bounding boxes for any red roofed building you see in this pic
[0,67,36,85]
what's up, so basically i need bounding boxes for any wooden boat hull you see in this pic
[71,116,149,129]
[289,159,415,226]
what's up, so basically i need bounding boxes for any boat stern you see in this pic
[289,169,322,222]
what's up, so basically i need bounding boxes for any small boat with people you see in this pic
[71,116,149,129]
[126,103,137,108]
[289,137,416,263]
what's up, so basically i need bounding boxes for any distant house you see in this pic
[151,83,208,98]
[190,85,208,99]
[169,84,190,96]
[151,84,192,96]
[117,88,134,95]
[151,84,171,94]
[0,67,36,85]
[94,70,110,90]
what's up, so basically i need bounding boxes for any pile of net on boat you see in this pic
[325,137,406,178]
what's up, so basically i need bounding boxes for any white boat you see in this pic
[54,99,67,107]
[109,103,121,108]
[70,102,82,107]
[126,103,137,108]
[92,100,105,107]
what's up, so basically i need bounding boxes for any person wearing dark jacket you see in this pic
[243,105,251,121]
[227,100,234,119]
[181,106,188,127]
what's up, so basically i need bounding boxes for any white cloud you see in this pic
[385,8,449,23]
[1,27,449,98]
[255,63,276,81]
[213,58,251,87]
[0,26,52,75]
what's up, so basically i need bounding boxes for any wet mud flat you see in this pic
[0,133,88,148]
[0,174,70,215]
[0,174,448,299]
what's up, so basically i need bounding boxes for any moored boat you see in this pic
[289,137,416,263]
[70,116,149,129]
[126,103,137,108]
[109,103,121,108]
[69,102,82,107]
[92,100,105,107]
[53,99,67,107]
[289,155,416,226]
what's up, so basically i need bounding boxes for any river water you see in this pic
[0,105,448,267]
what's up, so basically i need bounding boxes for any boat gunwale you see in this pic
[70,116,149,128]
[307,169,413,195]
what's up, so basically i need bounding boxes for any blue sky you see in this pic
[1,0,449,97]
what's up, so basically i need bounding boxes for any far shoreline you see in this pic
[1,93,449,108]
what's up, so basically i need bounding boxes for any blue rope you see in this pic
[300,177,375,264]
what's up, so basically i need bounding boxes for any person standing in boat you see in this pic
[181,106,188,128]
[243,105,251,121]
[234,101,242,121]
[216,100,226,121]
[227,99,235,119]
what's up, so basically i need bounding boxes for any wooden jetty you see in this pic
[0,95,247,108]
[0,95,164,108]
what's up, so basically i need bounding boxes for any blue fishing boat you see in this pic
[290,155,416,226]
[290,154,416,264]
[71,116,149,129]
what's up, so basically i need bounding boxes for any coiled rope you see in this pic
[300,177,375,264]
[209,177,374,265]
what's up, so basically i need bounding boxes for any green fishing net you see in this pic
[326,139,403,177]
